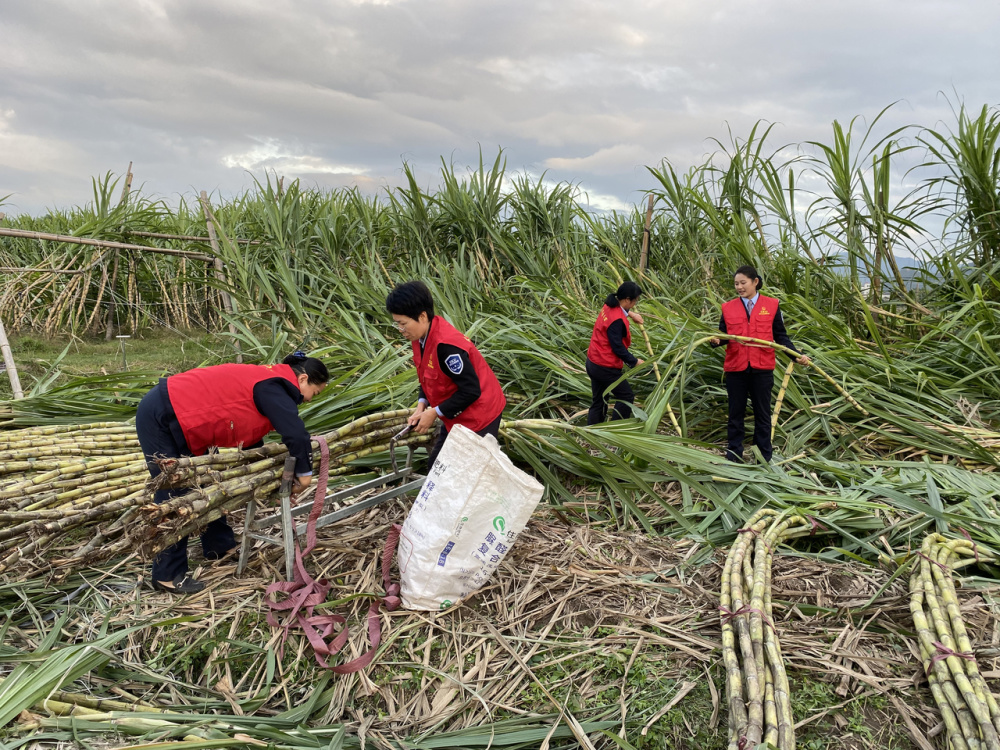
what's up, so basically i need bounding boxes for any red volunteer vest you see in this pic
[413,317,506,432]
[167,363,300,455]
[722,295,779,372]
[587,304,631,369]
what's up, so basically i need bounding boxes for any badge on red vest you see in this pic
[413,317,505,432]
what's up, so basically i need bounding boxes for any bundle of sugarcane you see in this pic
[909,533,1000,750]
[0,422,149,575]
[136,410,431,558]
[0,411,431,576]
[720,508,824,750]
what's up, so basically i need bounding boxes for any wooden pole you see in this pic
[638,194,655,276]
[0,228,213,261]
[0,317,24,399]
[126,230,257,245]
[0,266,89,275]
[199,191,242,363]
[119,162,134,204]
[106,163,134,340]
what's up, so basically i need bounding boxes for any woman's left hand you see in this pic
[796,354,811,365]
[630,312,644,325]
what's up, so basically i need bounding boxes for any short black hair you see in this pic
[734,265,763,290]
[605,280,643,308]
[282,352,329,384]
[386,280,435,321]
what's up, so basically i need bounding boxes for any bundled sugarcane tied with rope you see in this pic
[910,533,1000,750]
[0,411,431,577]
[720,507,834,750]
[137,409,431,558]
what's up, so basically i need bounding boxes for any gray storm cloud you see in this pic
[0,0,995,215]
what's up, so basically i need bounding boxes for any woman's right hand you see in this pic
[710,337,721,346]
[291,474,312,504]
[407,403,426,427]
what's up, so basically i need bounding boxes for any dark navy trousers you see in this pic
[586,358,635,425]
[724,366,774,462]
[135,382,236,582]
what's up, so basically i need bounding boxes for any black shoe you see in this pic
[151,574,205,594]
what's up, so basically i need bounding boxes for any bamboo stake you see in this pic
[105,249,121,340]
[119,161,134,204]
[638,194,655,276]
[0,228,213,261]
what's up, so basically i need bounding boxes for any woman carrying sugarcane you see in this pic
[711,266,809,462]
[135,352,329,594]
[386,280,506,470]
[585,281,645,424]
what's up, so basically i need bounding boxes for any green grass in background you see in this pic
[0,329,220,400]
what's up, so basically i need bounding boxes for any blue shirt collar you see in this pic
[744,293,759,309]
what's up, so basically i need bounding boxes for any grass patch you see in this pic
[0,328,223,399]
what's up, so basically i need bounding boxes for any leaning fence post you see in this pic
[0,317,24,399]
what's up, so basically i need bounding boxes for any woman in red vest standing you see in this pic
[586,281,645,424]
[386,281,506,470]
[135,353,329,594]
[711,266,809,462]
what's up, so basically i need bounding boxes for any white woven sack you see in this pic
[398,424,543,611]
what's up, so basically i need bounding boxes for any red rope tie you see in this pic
[916,551,950,573]
[806,516,827,535]
[958,528,982,564]
[719,604,751,624]
[931,641,975,666]
[265,437,403,673]
[719,605,775,632]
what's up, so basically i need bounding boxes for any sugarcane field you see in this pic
[4,107,1000,750]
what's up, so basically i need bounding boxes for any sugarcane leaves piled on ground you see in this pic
[499,417,1000,557]
[910,534,1000,750]
[137,410,431,558]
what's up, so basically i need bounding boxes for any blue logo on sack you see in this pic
[445,354,464,374]
[437,541,456,567]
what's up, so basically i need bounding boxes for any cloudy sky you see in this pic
[1,0,996,217]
